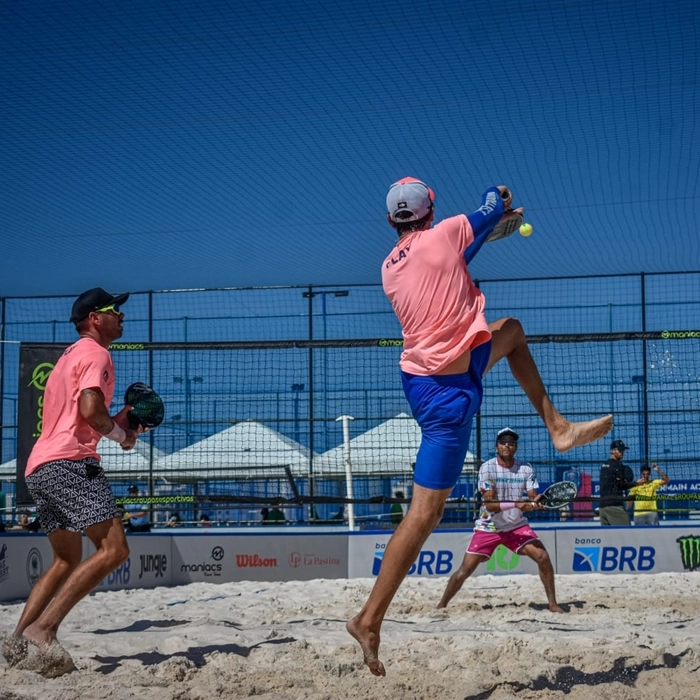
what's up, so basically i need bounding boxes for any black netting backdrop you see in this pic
[1,275,699,524]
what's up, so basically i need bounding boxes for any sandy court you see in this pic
[1,572,699,700]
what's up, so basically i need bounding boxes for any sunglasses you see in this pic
[497,439,517,446]
[95,303,122,315]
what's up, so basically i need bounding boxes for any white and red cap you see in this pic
[386,177,435,223]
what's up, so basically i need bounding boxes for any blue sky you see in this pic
[1,0,698,297]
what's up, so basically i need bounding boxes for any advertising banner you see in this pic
[16,344,67,505]
[85,534,173,591]
[0,534,54,602]
[171,532,348,585]
[555,525,700,574]
[348,529,557,579]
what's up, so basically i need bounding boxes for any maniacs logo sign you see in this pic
[180,546,224,578]
[572,538,655,572]
[677,535,700,571]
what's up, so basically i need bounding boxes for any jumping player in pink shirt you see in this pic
[347,178,612,676]
[2,288,141,677]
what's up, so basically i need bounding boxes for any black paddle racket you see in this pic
[539,481,578,510]
[124,382,165,430]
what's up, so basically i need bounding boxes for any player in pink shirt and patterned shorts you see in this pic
[348,178,610,676]
[2,288,141,677]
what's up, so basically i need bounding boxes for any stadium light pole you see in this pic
[301,289,350,452]
[291,383,305,444]
[631,374,645,461]
[173,375,204,444]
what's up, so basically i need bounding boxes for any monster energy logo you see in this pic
[676,535,700,571]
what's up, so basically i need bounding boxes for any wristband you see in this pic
[500,502,517,511]
[104,422,127,444]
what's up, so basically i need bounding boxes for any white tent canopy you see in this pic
[153,420,314,481]
[0,459,17,482]
[96,438,166,480]
[0,440,165,483]
[315,413,478,476]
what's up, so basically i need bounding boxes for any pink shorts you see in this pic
[467,525,540,557]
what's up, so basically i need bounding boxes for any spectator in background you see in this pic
[268,506,286,524]
[166,513,181,527]
[331,506,345,522]
[627,464,670,526]
[599,440,639,526]
[260,507,270,524]
[123,485,151,533]
[199,513,213,527]
[390,492,405,525]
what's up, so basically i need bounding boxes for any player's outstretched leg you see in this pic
[487,318,613,452]
[347,484,450,675]
[436,552,483,608]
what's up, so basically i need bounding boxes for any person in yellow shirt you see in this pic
[627,464,670,526]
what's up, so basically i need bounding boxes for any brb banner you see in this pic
[555,525,700,574]
[348,530,557,578]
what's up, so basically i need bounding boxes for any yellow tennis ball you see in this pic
[519,223,533,237]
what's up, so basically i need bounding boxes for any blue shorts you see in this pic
[401,341,491,490]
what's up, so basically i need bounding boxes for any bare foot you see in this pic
[346,615,386,677]
[1,633,28,666]
[22,623,55,648]
[15,636,76,678]
[551,415,613,453]
[549,603,566,613]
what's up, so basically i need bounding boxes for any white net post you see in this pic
[336,415,356,530]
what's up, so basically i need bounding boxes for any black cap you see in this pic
[70,287,130,325]
[610,439,628,451]
[128,484,138,492]
[497,427,519,441]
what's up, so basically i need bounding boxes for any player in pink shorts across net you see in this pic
[437,427,565,613]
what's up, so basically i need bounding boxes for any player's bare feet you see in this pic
[346,616,386,677]
[22,623,54,648]
[1,633,28,666]
[549,603,566,613]
[16,640,76,678]
[550,414,613,453]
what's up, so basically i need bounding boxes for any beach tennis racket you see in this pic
[486,211,524,243]
[539,481,578,510]
[124,382,165,430]
[486,187,524,243]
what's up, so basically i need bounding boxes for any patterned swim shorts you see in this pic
[25,458,121,535]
